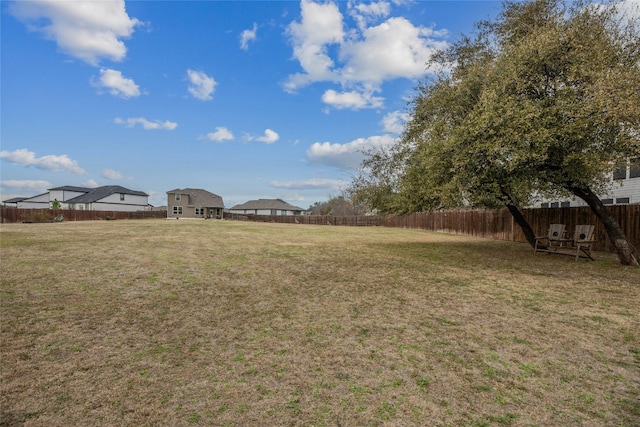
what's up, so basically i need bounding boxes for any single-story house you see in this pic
[228,199,305,216]
[166,188,224,219]
[5,185,149,211]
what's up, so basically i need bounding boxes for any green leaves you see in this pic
[351,0,639,217]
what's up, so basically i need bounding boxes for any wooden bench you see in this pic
[534,223,567,252]
[534,224,596,261]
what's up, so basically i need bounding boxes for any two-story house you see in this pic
[5,185,149,211]
[537,160,640,208]
[166,188,224,219]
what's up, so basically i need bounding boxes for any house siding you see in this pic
[13,186,149,211]
[167,194,188,218]
[535,175,640,208]
[97,193,149,207]
[17,193,50,209]
[49,190,85,206]
[166,189,224,219]
[228,208,301,216]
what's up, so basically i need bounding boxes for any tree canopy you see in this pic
[350,0,640,264]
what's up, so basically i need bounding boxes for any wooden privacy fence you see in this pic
[3,206,638,254]
[235,205,640,254]
[382,205,640,254]
[226,213,380,227]
[0,207,166,223]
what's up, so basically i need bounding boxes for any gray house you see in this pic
[166,188,224,219]
[228,199,305,216]
[5,185,149,211]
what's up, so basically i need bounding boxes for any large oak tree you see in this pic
[351,0,640,265]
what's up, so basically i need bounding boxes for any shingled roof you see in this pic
[166,188,224,208]
[2,197,28,204]
[65,186,149,203]
[230,199,304,211]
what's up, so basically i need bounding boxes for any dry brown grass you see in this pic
[1,219,639,427]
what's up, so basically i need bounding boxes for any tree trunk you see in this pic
[568,185,639,266]
[504,202,540,249]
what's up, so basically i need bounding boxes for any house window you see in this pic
[195,208,204,216]
[175,194,181,201]
[560,202,570,208]
[613,165,627,180]
[85,203,90,210]
[173,206,183,215]
[616,197,630,204]
[69,203,76,210]
[630,159,640,179]
[550,202,559,208]
[601,198,614,205]
[120,193,125,201]
[540,202,549,208]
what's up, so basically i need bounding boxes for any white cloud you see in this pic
[269,178,348,190]
[187,69,217,101]
[285,1,449,110]
[284,0,345,92]
[322,88,384,110]
[206,127,234,142]
[9,0,140,65]
[250,129,280,144]
[114,117,177,130]
[1,180,51,191]
[83,179,99,188]
[381,110,408,134]
[102,169,123,180]
[0,148,85,174]
[339,17,448,84]
[93,68,140,98]
[306,134,396,169]
[240,23,258,50]
[348,0,391,30]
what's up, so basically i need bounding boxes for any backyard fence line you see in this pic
[231,205,640,254]
[3,205,638,254]
[0,207,167,223]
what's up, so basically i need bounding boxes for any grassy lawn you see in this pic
[1,219,638,426]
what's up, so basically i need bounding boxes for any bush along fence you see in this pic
[229,205,640,254]
[0,207,167,223]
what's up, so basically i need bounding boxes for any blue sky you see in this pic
[1,0,507,209]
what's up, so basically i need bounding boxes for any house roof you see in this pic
[167,188,224,208]
[230,198,304,211]
[2,197,27,204]
[65,186,149,203]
